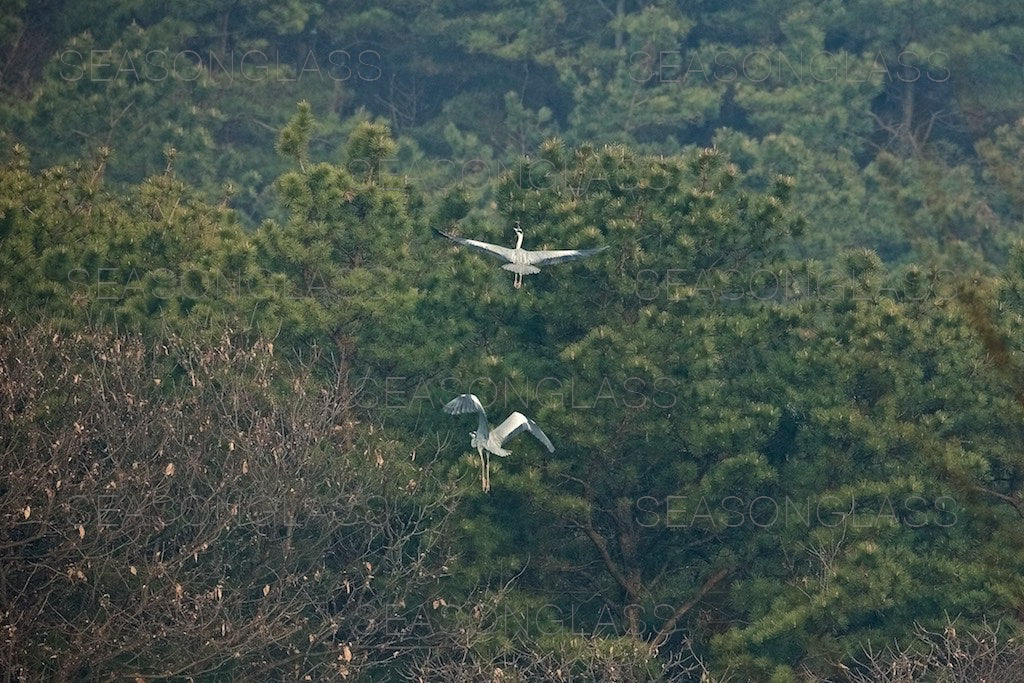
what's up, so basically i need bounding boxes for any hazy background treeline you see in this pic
[2,1,1024,681]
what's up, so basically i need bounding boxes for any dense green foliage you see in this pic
[3,2,1024,681]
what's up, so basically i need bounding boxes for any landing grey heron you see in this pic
[443,393,555,491]
[434,225,607,289]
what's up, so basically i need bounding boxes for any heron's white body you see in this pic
[443,393,554,491]
[470,430,511,458]
[499,230,542,278]
[435,226,606,288]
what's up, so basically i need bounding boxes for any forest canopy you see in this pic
[2,1,1024,681]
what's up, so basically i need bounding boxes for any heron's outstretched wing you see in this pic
[491,412,555,453]
[434,229,515,263]
[523,245,608,266]
[443,393,488,435]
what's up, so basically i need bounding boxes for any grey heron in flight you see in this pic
[434,225,607,289]
[443,393,554,492]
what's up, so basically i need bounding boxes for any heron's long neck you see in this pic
[514,231,523,249]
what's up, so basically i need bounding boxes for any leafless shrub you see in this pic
[837,618,1024,683]
[0,318,458,681]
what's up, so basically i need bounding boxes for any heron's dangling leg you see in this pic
[513,273,522,289]
[479,450,487,491]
